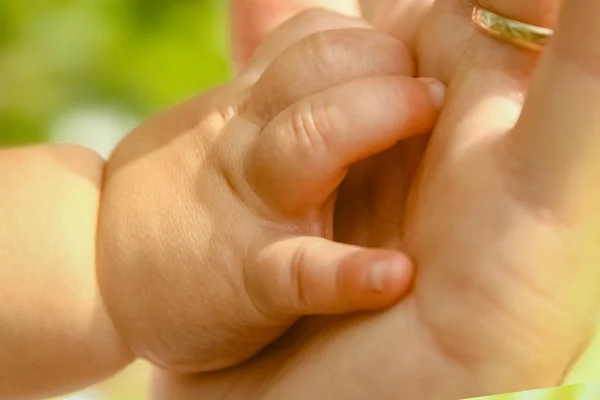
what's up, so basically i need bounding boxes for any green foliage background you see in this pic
[0,0,231,147]
[470,382,600,400]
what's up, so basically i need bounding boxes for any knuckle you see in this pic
[243,236,304,320]
[301,28,412,76]
[293,8,341,25]
[289,98,337,159]
[303,29,345,72]
[386,77,413,109]
[289,245,311,311]
[290,8,365,31]
[302,29,371,72]
[243,262,282,321]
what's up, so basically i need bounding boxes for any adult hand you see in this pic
[402,0,596,391]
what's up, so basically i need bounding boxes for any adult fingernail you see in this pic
[417,77,446,110]
[369,258,407,292]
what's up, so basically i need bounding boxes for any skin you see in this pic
[0,145,132,399]
[1,6,440,399]
[97,21,441,374]
[153,0,600,399]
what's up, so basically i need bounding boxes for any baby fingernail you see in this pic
[417,77,446,110]
[369,259,406,292]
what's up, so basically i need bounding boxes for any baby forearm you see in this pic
[0,144,133,399]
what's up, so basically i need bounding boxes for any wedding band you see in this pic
[472,2,554,51]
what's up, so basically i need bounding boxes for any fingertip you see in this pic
[337,250,414,311]
[367,254,414,296]
[416,77,446,111]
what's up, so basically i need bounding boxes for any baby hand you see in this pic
[96,9,443,373]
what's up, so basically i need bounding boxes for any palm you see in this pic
[404,69,591,389]
[359,0,598,390]
[343,0,595,389]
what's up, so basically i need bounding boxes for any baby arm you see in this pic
[0,145,133,399]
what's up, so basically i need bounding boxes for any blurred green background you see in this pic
[0,0,231,156]
[2,1,600,399]
[469,382,600,400]
[0,0,230,399]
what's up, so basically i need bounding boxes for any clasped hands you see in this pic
[97,0,600,398]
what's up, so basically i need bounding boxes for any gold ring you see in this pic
[472,2,554,51]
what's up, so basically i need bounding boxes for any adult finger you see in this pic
[470,0,560,69]
[421,0,559,169]
[477,0,559,27]
[242,27,414,124]
[246,236,414,317]
[230,1,361,73]
[487,0,600,383]
[422,0,558,86]
[509,0,600,208]
[246,75,444,215]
